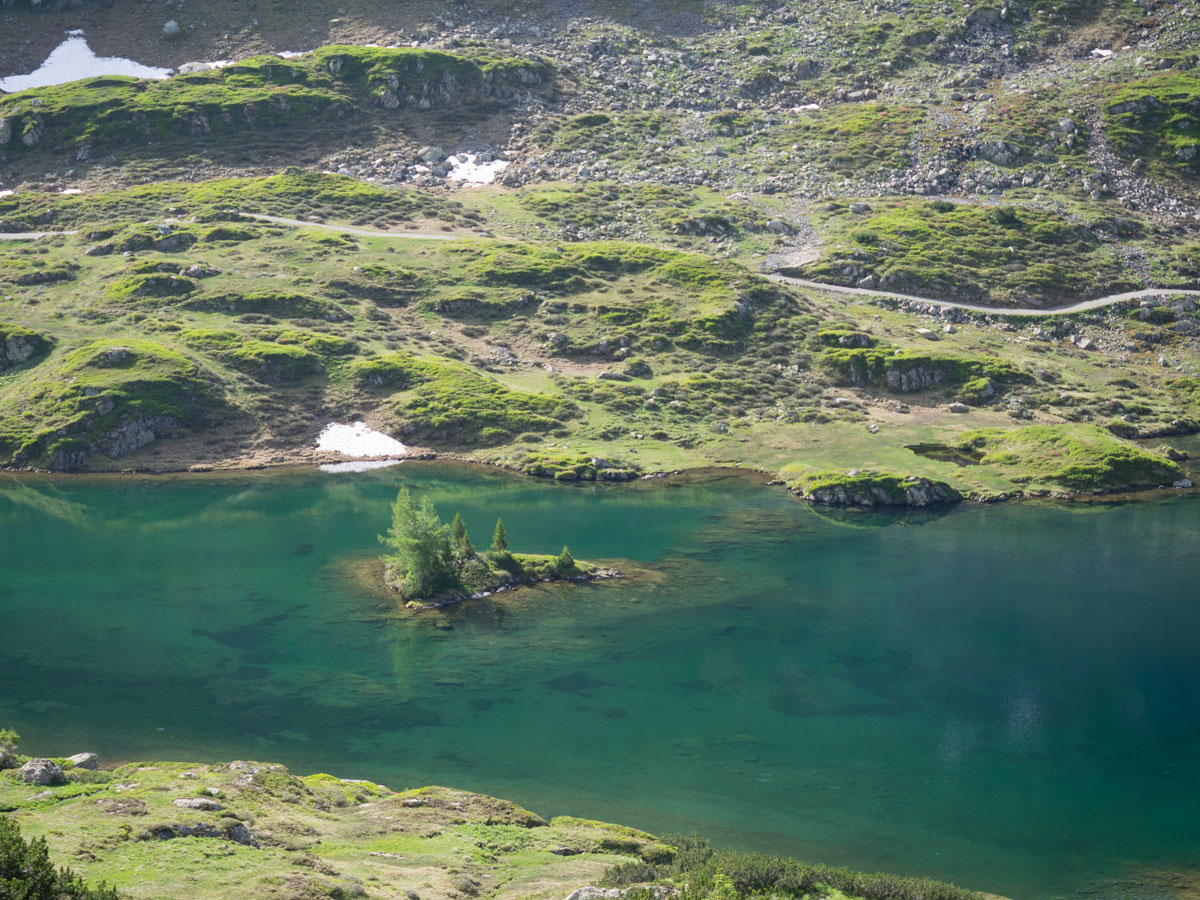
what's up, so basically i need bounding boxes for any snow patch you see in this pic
[446,154,509,185]
[316,422,407,457]
[319,459,405,474]
[0,33,171,92]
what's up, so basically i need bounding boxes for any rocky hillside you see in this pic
[0,0,1197,502]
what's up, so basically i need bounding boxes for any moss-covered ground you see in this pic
[797,198,1183,307]
[0,756,661,900]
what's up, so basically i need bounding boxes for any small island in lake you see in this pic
[379,488,619,608]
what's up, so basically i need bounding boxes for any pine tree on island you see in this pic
[379,489,595,605]
[450,512,474,558]
[490,517,508,555]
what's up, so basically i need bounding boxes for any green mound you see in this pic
[819,343,1026,395]
[0,257,78,286]
[953,424,1183,492]
[350,353,579,446]
[803,199,1142,306]
[0,339,221,469]
[104,272,198,302]
[180,329,322,382]
[180,289,350,321]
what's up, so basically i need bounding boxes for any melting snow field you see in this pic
[446,154,510,185]
[316,422,407,458]
[0,32,172,92]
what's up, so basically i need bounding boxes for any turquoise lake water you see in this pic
[1,465,1198,899]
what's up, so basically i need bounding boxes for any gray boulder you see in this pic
[3,334,39,368]
[68,752,99,770]
[162,20,181,38]
[19,759,66,786]
[565,889,621,900]
[418,146,445,164]
[977,139,1022,166]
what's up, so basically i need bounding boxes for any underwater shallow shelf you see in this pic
[0,465,1197,900]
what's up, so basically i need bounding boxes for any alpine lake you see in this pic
[1,461,1198,900]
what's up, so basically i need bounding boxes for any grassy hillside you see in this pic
[0,175,1196,499]
[0,0,1195,500]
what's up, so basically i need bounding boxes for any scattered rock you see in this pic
[948,402,970,413]
[162,20,181,38]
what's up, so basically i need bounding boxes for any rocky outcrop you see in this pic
[884,365,946,393]
[95,415,182,459]
[976,139,1022,166]
[0,326,49,370]
[792,472,962,508]
[19,758,66,786]
[145,821,258,847]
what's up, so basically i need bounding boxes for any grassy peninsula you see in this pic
[0,729,989,900]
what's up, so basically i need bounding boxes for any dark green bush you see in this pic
[0,816,118,900]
